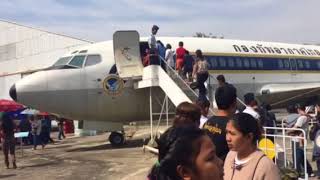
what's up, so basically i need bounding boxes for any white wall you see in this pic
[0,74,20,99]
[0,20,92,100]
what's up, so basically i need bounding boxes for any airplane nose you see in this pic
[9,84,17,101]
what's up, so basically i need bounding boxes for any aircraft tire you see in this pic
[109,132,125,146]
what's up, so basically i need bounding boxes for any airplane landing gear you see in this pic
[109,132,125,146]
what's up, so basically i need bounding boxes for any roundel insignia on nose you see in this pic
[103,75,124,96]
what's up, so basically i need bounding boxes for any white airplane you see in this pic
[9,31,320,145]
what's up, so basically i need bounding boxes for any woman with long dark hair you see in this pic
[147,126,223,180]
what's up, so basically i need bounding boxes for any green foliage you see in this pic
[279,167,299,180]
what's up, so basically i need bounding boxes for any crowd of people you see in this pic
[143,24,320,179]
[146,77,320,179]
[143,25,209,102]
[1,25,319,179]
[147,84,281,180]
[0,113,69,169]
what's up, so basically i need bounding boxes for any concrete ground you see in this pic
[0,126,163,180]
[0,114,319,180]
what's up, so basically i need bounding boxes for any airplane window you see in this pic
[305,60,311,69]
[227,57,235,68]
[250,58,257,69]
[257,59,263,69]
[243,58,250,68]
[53,56,72,66]
[290,59,297,70]
[218,57,226,67]
[317,62,320,70]
[210,57,218,68]
[297,60,304,69]
[278,59,283,69]
[69,55,86,68]
[236,57,242,68]
[85,55,102,67]
[283,60,290,69]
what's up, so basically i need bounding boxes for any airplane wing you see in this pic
[260,82,320,94]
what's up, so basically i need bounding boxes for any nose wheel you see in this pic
[109,132,125,146]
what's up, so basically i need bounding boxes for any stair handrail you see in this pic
[207,74,246,106]
[157,56,215,114]
[158,56,199,98]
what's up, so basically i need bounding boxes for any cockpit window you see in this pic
[53,56,72,66]
[85,55,102,67]
[69,55,86,68]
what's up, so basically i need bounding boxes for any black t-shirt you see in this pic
[203,116,229,161]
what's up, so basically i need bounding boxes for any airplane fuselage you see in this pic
[12,36,320,126]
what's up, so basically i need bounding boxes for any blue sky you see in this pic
[0,0,319,44]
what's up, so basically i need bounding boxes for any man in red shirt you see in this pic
[176,41,186,75]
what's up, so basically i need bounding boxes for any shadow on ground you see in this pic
[19,161,61,169]
[66,139,146,152]
[0,174,16,179]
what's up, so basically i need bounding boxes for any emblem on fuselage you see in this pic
[103,75,124,96]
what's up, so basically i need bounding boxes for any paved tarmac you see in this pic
[0,115,319,180]
[0,127,161,180]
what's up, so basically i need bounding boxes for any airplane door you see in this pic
[290,58,299,82]
[113,31,144,79]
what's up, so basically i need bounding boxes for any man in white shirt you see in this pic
[196,99,210,128]
[289,104,314,177]
[242,93,260,120]
[148,25,159,50]
[148,25,159,65]
[165,44,175,69]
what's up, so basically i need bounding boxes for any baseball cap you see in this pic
[152,25,159,31]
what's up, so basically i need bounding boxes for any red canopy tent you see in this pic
[0,99,24,112]
[38,111,49,116]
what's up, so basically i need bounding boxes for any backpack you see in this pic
[285,114,300,128]
[309,123,320,141]
[197,60,208,73]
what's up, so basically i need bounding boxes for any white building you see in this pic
[0,20,92,99]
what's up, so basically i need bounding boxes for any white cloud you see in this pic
[0,0,319,44]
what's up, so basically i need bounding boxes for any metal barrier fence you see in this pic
[261,127,308,180]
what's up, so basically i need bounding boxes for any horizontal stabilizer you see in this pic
[260,82,320,94]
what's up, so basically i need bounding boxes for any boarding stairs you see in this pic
[136,63,198,106]
[112,30,218,151]
[164,62,200,103]
[113,30,214,111]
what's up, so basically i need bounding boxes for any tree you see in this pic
[193,32,223,39]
